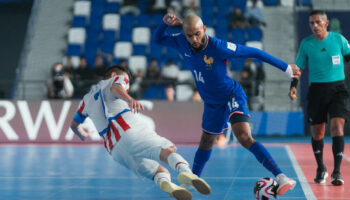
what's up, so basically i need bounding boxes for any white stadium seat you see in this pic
[246,41,263,50]
[103,14,121,30]
[206,27,215,37]
[132,27,151,44]
[280,0,295,6]
[68,28,86,44]
[74,1,91,16]
[176,85,194,101]
[128,56,147,75]
[114,42,132,58]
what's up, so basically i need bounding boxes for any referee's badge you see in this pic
[204,55,213,70]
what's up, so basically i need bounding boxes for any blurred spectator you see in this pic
[92,55,108,81]
[64,57,75,79]
[145,58,161,80]
[120,0,140,15]
[182,0,201,17]
[47,62,74,99]
[161,59,180,82]
[161,59,180,101]
[240,66,254,109]
[192,89,202,102]
[75,56,91,81]
[167,1,182,17]
[149,0,170,14]
[230,7,246,29]
[119,59,130,71]
[74,56,91,97]
[245,0,266,27]
[129,69,144,99]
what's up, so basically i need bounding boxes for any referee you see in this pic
[289,10,350,185]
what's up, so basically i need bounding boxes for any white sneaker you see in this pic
[178,172,211,195]
[160,181,192,200]
[276,174,296,195]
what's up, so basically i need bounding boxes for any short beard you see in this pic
[192,36,207,52]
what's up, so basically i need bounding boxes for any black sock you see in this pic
[312,137,325,170]
[332,136,344,174]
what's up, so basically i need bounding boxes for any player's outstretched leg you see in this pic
[232,122,296,195]
[166,151,211,194]
[154,169,192,200]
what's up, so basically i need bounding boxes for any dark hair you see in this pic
[104,65,131,80]
[309,10,327,18]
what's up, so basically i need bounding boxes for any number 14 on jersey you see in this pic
[194,70,205,84]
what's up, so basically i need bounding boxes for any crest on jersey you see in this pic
[204,55,214,70]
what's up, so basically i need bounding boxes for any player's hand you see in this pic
[128,99,144,113]
[163,13,183,26]
[289,87,297,101]
[290,64,301,79]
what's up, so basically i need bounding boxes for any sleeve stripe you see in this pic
[77,101,85,114]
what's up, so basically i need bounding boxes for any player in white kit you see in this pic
[70,65,211,200]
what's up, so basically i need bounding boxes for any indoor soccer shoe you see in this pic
[160,181,192,200]
[178,172,211,195]
[331,172,344,186]
[314,168,328,184]
[276,174,296,195]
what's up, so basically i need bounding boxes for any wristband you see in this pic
[290,78,298,89]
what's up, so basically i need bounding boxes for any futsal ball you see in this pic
[254,177,278,200]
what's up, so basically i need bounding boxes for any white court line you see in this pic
[285,145,317,200]
[343,153,350,162]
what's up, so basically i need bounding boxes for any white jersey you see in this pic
[73,75,132,152]
[73,74,174,179]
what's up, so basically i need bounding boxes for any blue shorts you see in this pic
[202,93,250,134]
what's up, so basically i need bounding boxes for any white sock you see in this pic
[154,172,171,185]
[167,153,191,173]
[276,173,286,181]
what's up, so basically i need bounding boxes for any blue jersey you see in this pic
[154,22,288,104]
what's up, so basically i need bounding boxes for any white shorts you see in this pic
[110,112,175,179]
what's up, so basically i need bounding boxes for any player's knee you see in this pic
[236,133,254,148]
[159,146,176,162]
[330,126,344,137]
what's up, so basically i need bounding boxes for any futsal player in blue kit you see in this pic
[154,13,301,196]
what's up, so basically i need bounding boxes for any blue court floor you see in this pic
[0,144,308,200]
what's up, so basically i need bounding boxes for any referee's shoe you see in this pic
[314,168,328,184]
[331,172,344,186]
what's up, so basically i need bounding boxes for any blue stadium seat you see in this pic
[86,28,100,44]
[215,28,229,41]
[90,0,105,17]
[143,85,166,99]
[89,15,103,30]
[233,0,247,13]
[180,59,190,70]
[137,14,151,27]
[151,14,164,27]
[133,44,147,55]
[167,27,182,35]
[149,43,163,59]
[264,0,279,6]
[102,30,117,43]
[201,0,215,10]
[247,27,263,41]
[217,0,231,17]
[202,15,214,27]
[72,15,87,27]
[67,44,82,56]
[230,58,246,71]
[137,0,151,13]
[84,43,97,66]
[231,28,246,44]
[99,42,114,55]
[105,1,120,13]
[215,15,229,29]
[119,27,132,41]
[297,0,311,6]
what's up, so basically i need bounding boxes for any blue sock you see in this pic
[249,141,283,177]
[192,148,212,177]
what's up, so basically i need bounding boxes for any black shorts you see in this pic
[307,81,350,125]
